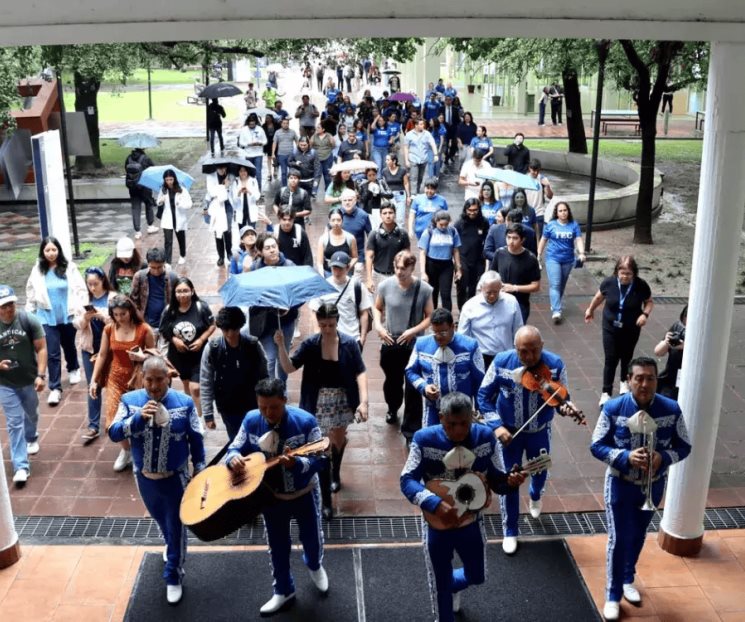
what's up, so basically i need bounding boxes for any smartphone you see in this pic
[6,360,20,369]
[84,304,96,312]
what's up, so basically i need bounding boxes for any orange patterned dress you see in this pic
[103,322,151,429]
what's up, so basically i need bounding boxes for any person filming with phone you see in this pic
[653,304,687,401]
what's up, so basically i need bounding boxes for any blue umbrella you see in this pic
[219,265,337,309]
[117,132,159,149]
[476,168,541,191]
[137,165,195,193]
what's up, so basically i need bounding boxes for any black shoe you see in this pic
[386,411,398,424]
[217,258,225,267]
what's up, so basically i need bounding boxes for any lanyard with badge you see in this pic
[614,278,633,328]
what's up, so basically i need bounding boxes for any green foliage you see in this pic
[0,47,42,130]
[42,44,141,83]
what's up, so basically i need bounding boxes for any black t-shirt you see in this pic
[658,320,685,398]
[160,301,214,370]
[493,248,541,307]
[366,226,410,275]
[599,276,652,330]
[337,140,365,162]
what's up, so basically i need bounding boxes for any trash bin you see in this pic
[492,95,501,106]
[525,93,535,114]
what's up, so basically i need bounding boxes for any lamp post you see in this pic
[585,40,611,254]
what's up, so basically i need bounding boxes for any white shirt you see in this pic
[237,125,267,159]
[457,292,523,357]
[459,159,495,201]
[309,276,372,341]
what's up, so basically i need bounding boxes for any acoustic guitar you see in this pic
[180,438,330,542]
[422,449,553,530]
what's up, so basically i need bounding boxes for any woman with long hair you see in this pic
[262,114,278,184]
[89,295,155,471]
[454,199,489,309]
[230,165,262,230]
[108,237,144,296]
[456,111,478,164]
[381,153,410,229]
[478,181,502,225]
[237,113,267,192]
[317,208,358,276]
[418,210,462,311]
[537,201,586,324]
[275,302,368,519]
[25,236,87,406]
[310,122,336,191]
[324,169,355,209]
[159,277,215,417]
[73,267,115,443]
[156,169,193,265]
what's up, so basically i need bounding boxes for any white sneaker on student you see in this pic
[13,469,29,485]
[177,257,186,265]
[26,441,40,455]
[134,231,143,240]
[47,389,62,406]
[619,381,630,394]
[147,225,159,234]
[68,369,81,385]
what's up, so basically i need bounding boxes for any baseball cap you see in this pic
[0,285,17,306]
[116,237,135,259]
[239,225,257,238]
[329,251,351,268]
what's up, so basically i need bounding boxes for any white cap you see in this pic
[116,237,135,259]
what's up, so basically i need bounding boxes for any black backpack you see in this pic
[125,152,146,188]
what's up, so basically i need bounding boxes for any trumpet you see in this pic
[640,416,657,511]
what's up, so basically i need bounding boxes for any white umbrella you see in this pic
[330,160,378,174]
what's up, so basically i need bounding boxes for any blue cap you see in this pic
[0,285,17,305]
[329,251,351,268]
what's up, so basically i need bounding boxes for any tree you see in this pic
[445,38,599,154]
[0,47,42,132]
[605,40,708,244]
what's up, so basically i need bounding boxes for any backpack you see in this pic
[125,152,147,188]
[17,310,35,342]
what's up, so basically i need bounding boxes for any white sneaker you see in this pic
[147,225,159,234]
[177,257,186,265]
[68,369,81,385]
[47,389,62,405]
[166,584,182,605]
[603,601,620,620]
[502,536,518,555]
[619,381,630,395]
[452,590,461,613]
[113,449,132,472]
[309,565,329,593]
[134,231,143,240]
[26,441,40,455]
[623,583,641,604]
[599,392,611,408]
[529,498,543,519]
[259,593,295,615]
[13,469,29,485]
[552,312,562,324]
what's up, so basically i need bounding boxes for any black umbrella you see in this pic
[202,156,256,176]
[199,82,243,99]
[382,70,401,75]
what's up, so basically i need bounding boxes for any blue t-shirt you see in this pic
[481,201,503,225]
[418,226,462,260]
[411,193,449,240]
[145,273,167,328]
[433,125,447,148]
[543,219,582,264]
[522,207,537,228]
[388,121,401,141]
[39,270,70,326]
[355,130,368,144]
[371,126,391,149]
[325,88,340,104]
[341,207,372,260]
[469,136,491,152]
[423,101,441,121]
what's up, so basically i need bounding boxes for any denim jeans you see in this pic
[82,350,101,431]
[545,259,574,314]
[0,383,40,473]
[43,322,79,390]
[259,320,295,384]
[277,154,291,186]
[247,156,263,192]
[319,154,334,190]
[371,146,388,172]
[392,191,406,228]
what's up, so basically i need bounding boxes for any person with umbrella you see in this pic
[205,164,234,268]
[206,99,226,158]
[156,169,193,265]
[124,147,158,240]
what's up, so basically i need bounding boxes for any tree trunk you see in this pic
[73,72,103,170]
[563,69,588,154]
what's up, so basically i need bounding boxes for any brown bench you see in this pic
[602,120,640,135]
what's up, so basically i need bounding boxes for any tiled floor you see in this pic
[1,530,743,621]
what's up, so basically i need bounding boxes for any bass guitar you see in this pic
[422,449,552,530]
[180,437,330,541]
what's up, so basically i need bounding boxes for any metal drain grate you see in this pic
[14,506,745,545]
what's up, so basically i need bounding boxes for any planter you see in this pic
[492,95,501,106]
[477,85,482,91]
[467,84,475,94]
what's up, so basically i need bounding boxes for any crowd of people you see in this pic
[0,67,692,621]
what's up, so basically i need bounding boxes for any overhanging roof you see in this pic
[1,1,744,46]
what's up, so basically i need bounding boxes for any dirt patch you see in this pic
[586,161,745,297]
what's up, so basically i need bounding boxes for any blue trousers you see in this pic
[81,351,101,431]
[0,383,39,473]
[604,474,664,601]
[135,471,188,585]
[423,519,486,622]
[247,156,263,192]
[277,154,291,186]
[263,486,324,596]
[545,259,574,314]
[319,154,334,189]
[259,320,295,384]
[43,322,79,391]
[371,146,388,172]
[499,426,551,536]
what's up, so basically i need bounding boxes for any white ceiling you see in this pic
[1,1,744,46]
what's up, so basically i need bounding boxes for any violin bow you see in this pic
[510,385,563,441]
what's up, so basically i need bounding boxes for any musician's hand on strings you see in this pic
[434,500,460,529]
[506,470,527,487]
[495,426,513,446]
[424,384,440,401]
[278,447,296,469]
[229,456,246,473]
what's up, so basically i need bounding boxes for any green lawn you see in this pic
[91,138,206,176]
[64,89,209,123]
[62,68,200,88]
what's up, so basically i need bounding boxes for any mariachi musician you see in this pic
[225,378,329,616]
[477,325,581,555]
[401,392,526,622]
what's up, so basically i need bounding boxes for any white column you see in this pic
[0,443,21,567]
[659,42,745,555]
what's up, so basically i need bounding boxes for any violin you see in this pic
[519,363,586,427]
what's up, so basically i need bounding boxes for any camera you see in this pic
[668,330,685,347]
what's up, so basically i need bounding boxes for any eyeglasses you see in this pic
[433,330,452,337]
